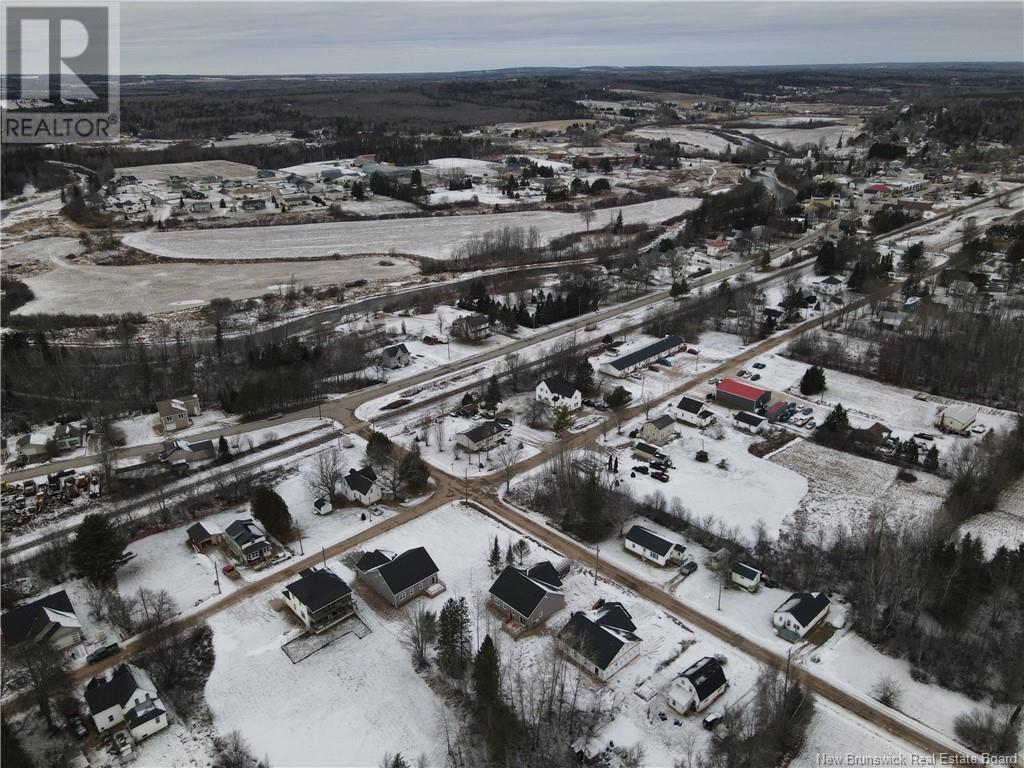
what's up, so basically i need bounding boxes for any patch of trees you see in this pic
[942,419,1024,523]
[685,179,774,239]
[5,312,148,332]
[250,485,292,539]
[455,276,603,332]
[867,142,907,162]
[869,206,919,235]
[71,514,127,585]
[368,172,426,203]
[449,226,543,270]
[0,277,35,322]
[136,622,216,719]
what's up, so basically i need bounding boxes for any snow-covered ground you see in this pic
[958,476,1024,557]
[628,127,737,153]
[122,197,702,261]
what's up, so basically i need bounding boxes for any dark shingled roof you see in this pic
[285,568,352,612]
[633,441,660,456]
[1,590,77,645]
[734,411,766,428]
[383,343,409,358]
[606,335,684,371]
[540,375,578,399]
[124,698,165,729]
[345,466,378,495]
[84,666,145,716]
[775,592,830,628]
[355,550,391,572]
[376,547,439,594]
[680,656,728,701]
[677,396,705,414]
[526,561,563,589]
[648,414,675,430]
[558,604,641,671]
[489,566,560,618]
[732,562,761,581]
[461,420,506,445]
[624,525,682,559]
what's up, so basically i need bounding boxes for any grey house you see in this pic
[224,519,272,564]
[355,547,440,607]
[380,343,412,369]
[488,563,565,629]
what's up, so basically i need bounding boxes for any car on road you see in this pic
[267,412,283,420]
[86,643,121,665]
[632,465,649,475]
[680,560,698,578]
[651,471,670,482]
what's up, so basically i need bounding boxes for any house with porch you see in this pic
[282,567,354,633]
[224,519,272,564]
[355,547,441,607]
[557,600,642,681]
[488,564,565,630]
[84,664,169,740]
[772,592,831,641]
[1,590,84,653]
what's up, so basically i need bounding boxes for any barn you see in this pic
[716,379,770,411]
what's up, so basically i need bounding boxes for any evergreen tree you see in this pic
[800,365,827,396]
[366,431,393,466]
[484,375,502,409]
[400,444,431,492]
[923,445,940,471]
[72,514,126,585]
[824,403,850,432]
[410,168,422,187]
[472,634,502,709]
[435,597,471,677]
[218,435,231,459]
[505,542,514,566]
[574,360,595,396]
[488,536,501,571]
[250,485,292,539]
[553,405,573,434]
[606,386,631,409]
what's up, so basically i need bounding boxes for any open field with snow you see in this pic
[1,235,83,263]
[114,159,258,181]
[628,126,738,153]
[121,197,701,262]
[741,123,858,148]
[13,254,419,316]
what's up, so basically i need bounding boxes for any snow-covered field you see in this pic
[122,197,701,262]
[958,476,1024,557]
[742,124,857,148]
[114,160,258,181]
[628,127,737,153]
[1,235,83,263]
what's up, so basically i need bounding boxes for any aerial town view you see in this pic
[1,2,1022,767]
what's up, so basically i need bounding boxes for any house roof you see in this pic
[735,411,766,427]
[54,423,82,440]
[85,665,154,716]
[186,521,222,544]
[558,605,641,671]
[355,549,392,572]
[775,592,830,628]
[489,566,562,619]
[732,562,761,581]
[156,399,188,418]
[375,547,440,594]
[461,420,506,445]
[525,561,563,589]
[624,525,682,559]
[1,590,80,645]
[647,415,675,430]
[866,183,891,193]
[939,404,978,424]
[717,379,769,402]
[676,396,705,414]
[540,375,579,399]
[224,519,269,554]
[819,276,843,285]
[680,656,727,701]
[345,466,378,495]
[606,336,684,372]
[124,697,165,729]
[286,568,352,612]
[382,343,409,358]
[633,441,660,456]
[765,401,789,417]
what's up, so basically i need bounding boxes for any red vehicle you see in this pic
[651,471,670,483]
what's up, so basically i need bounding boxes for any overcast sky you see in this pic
[116,1,1023,75]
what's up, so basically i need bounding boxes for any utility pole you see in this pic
[321,547,327,568]
[296,523,304,555]
[717,579,722,611]
[593,546,600,586]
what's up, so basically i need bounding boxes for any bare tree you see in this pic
[495,441,524,493]
[309,447,346,507]
[400,604,437,670]
[580,206,595,232]
[7,642,69,729]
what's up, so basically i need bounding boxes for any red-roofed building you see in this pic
[707,239,730,257]
[716,379,771,411]
[865,183,892,196]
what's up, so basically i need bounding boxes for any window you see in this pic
[109,715,115,722]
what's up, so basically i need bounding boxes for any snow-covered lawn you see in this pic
[122,197,701,262]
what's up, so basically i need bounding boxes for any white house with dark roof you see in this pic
[639,414,676,446]
[731,562,762,592]
[84,664,168,740]
[1,589,84,653]
[282,567,354,633]
[623,525,686,567]
[341,466,383,506]
[15,432,49,459]
[54,423,85,451]
[535,376,582,411]
[557,600,642,680]
[456,420,508,453]
[733,411,767,434]
[451,314,493,341]
[598,335,685,378]
[488,563,565,629]
[156,395,201,433]
[668,656,729,714]
[380,343,412,369]
[355,547,441,607]
[675,396,714,428]
[631,441,667,463]
[772,592,831,641]
[224,519,272,563]
[815,275,845,296]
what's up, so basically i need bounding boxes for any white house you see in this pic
[675,396,714,428]
[639,415,676,446]
[341,466,383,506]
[54,423,85,451]
[731,562,762,592]
[668,656,729,714]
[558,600,642,681]
[772,592,831,642]
[623,525,686,567]
[156,395,201,433]
[535,375,582,411]
[380,343,411,369]
[355,547,441,607]
[455,420,508,453]
[224,519,272,564]
[599,335,685,378]
[936,404,978,434]
[84,665,169,740]
[15,432,49,459]
[815,276,845,296]
[631,441,667,463]
[1,589,84,653]
[707,239,729,258]
[733,411,766,434]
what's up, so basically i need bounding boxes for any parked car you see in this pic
[632,465,649,475]
[67,714,87,739]
[804,420,816,429]
[752,362,766,369]
[750,373,761,381]
[800,406,813,415]
[703,712,724,730]
[650,462,668,472]
[582,399,595,408]
[737,369,748,378]
[680,560,698,578]
[651,471,670,483]
[86,643,121,665]
[708,377,720,385]
[113,731,132,755]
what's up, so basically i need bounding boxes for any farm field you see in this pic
[121,196,701,262]
[628,126,739,153]
[114,159,259,181]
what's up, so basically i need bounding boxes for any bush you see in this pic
[954,707,1020,756]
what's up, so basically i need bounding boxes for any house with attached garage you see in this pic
[623,525,686,567]
[639,414,676,446]
[456,420,508,453]
[54,423,85,451]
[156,395,201,433]
[282,567,354,633]
[380,343,412,369]
[668,656,729,714]
[84,664,168,740]
[341,466,383,506]
[772,592,831,642]
[185,521,223,551]
[675,396,714,428]
[731,562,762,592]
[558,600,643,681]
[936,404,978,434]
[733,411,767,434]
[535,375,582,411]
[159,439,217,466]
[488,563,566,629]
[355,547,441,607]
[1,589,84,653]
[224,518,273,564]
